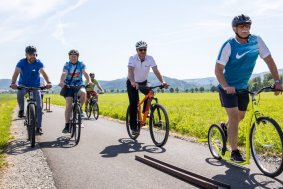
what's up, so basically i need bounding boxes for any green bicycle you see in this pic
[208,85,283,177]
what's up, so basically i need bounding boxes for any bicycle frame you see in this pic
[137,90,158,126]
[26,91,37,123]
[219,91,267,165]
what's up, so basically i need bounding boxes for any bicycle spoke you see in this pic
[251,117,283,177]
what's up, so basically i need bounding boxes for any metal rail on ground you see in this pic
[135,155,230,189]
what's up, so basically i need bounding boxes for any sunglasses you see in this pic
[138,48,147,52]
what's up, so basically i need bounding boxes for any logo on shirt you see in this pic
[236,50,252,59]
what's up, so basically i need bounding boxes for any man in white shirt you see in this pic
[127,41,168,135]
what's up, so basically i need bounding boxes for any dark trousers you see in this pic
[127,79,149,131]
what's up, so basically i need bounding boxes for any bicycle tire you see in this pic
[86,104,92,119]
[29,104,36,148]
[250,116,283,177]
[149,103,169,147]
[93,101,99,120]
[208,124,226,160]
[73,104,82,144]
[126,105,139,140]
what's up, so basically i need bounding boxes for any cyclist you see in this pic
[127,41,168,135]
[84,73,104,112]
[59,49,93,133]
[215,14,283,162]
[10,46,52,135]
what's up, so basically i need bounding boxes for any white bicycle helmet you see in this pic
[135,41,147,49]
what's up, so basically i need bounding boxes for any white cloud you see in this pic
[45,0,89,46]
[0,0,89,46]
[52,21,71,46]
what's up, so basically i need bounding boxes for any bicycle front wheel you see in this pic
[208,124,226,160]
[92,102,99,120]
[29,104,36,148]
[86,105,92,119]
[72,104,82,144]
[149,103,169,147]
[250,116,283,177]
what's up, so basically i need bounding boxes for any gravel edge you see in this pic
[0,108,56,189]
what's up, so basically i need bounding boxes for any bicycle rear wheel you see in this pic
[71,104,82,144]
[149,103,169,147]
[208,124,226,160]
[250,116,283,177]
[92,101,99,120]
[28,104,36,148]
[126,106,139,140]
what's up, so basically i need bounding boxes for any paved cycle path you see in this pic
[37,106,283,189]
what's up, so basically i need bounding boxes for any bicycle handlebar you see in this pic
[16,86,47,90]
[64,85,86,89]
[138,85,167,91]
[236,85,283,95]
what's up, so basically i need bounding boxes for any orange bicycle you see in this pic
[126,85,169,147]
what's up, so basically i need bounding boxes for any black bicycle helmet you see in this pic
[68,49,79,56]
[25,46,37,55]
[232,14,252,27]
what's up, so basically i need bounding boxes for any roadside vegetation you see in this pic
[0,94,16,168]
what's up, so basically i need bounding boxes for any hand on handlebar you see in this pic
[10,83,17,90]
[161,82,169,89]
[59,82,65,88]
[45,83,52,89]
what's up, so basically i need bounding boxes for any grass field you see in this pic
[0,94,16,168]
[45,92,283,145]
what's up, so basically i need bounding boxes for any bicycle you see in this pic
[17,86,46,148]
[208,85,283,177]
[64,85,85,145]
[85,91,103,120]
[126,85,170,147]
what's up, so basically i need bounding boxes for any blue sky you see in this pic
[1,0,283,83]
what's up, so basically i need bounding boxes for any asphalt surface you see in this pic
[36,106,283,189]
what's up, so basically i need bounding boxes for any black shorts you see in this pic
[218,87,250,111]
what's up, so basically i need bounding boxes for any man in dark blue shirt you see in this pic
[10,46,52,135]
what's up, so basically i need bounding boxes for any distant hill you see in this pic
[184,77,218,89]
[1,69,282,92]
[99,72,196,91]
[184,69,283,89]
[0,79,11,90]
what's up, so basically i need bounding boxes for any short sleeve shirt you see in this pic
[128,54,157,82]
[16,58,44,87]
[85,78,98,91]
[216,35,270,89]
[63,61,86,85]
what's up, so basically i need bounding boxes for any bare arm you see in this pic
[215,63,235,94]
[264,55,280,80]
[40,68,51,83]
[59,70,68,88]
[11,67,21,84]
[152,66,164,83]
[128,66,135,84]
[96,82,103,91]
[264,55,283,94]
[152,66,169,88]
[83,69,90,84]
[40,68,52,89]
[10,67,21,89]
